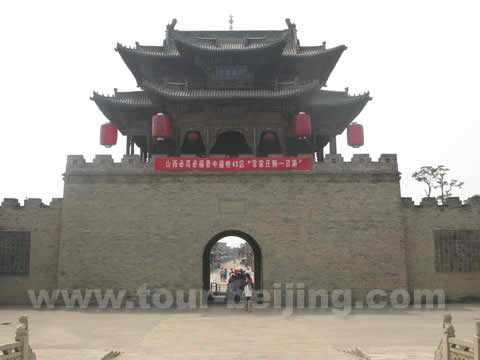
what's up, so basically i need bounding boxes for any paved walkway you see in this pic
[0,304,479,360]
[210,259,254,293]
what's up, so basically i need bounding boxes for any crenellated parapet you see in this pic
[0,198,63,210]
[64,153,398,177]
[401,196,480,209]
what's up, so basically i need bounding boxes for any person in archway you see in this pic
[243,278,253,312]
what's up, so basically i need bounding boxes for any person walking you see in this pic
[243,279,253,312]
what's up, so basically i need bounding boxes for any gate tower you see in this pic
[92,18,371,160]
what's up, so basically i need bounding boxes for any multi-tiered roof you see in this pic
[92,19,371,158]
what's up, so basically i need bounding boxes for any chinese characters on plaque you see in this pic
[154,157,312,171]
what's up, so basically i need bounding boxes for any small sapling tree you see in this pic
[412,165,464,205]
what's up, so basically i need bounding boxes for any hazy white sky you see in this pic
[219,237,246,248]
[1,0,479,204]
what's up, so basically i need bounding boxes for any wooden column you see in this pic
[126,136,131,155]
[147,136,152,162]
[317,147,324,162]
[206,128,210,156]
[329,135,337,154]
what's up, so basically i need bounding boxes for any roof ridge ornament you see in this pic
[165,19,177,49]
[167,19,177,32]
[229,14,234,31]
[285,18,299,50]
[285,18,295,30]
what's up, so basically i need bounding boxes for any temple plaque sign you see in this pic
[154,157,312,171]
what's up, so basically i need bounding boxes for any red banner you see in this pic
[154,157,312,171]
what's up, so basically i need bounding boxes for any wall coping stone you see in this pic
[324,154,344,164]
[1,198,20,208]
[24,198,44,208]
[351,154,371,163]
[64,153,400,176]
[93,154,114,166]
[466,195,480,206]
[401,197,414,207]
[445,197,462,208]
[0,198,63,210]
[50,198,63,208]
[379,154,397,164]
[401,197,480,209]
[420,197,437,207]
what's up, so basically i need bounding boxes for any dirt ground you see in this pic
[0,304,479,360]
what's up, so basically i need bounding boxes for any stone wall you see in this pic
[402,196,480,301]
[57,153,407,300]
[0,198,62,304]
[2,152,479,305]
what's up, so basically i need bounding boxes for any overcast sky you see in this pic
[1,0,479,205]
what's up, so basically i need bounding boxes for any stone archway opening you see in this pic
[210,131,252,156]
[203,230,262,303]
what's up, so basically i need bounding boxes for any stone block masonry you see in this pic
[58,153,407,300]
[1,153,479,305]
[402,196,480,301]
[0,198,62,304]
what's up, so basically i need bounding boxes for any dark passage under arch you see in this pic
[203,230,262,291]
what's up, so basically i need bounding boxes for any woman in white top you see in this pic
[243,280,253,312]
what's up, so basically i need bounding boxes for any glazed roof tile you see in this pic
[117,42,345,59]
[91,91,154,107]
[140,80,320,101]
[91,87,370,108]
[172,30,289,53]
[119,42,180,57]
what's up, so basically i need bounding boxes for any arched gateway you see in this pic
[203,230,262,291]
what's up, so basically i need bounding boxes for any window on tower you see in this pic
[0,231,31,275]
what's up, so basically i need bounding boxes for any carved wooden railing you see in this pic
[435,314,480,360]
[0,317,36,360]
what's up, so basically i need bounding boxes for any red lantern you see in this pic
[100,123,117,147]
[263,133,275,142]
[293,112,312,138]
[187,132,199,142]
[347,123,364,148]
[152,113,170,140]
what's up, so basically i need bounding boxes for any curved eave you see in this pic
[91,91,157,127]
[116,43,180,58]
[282,44,347,59]
[116,43,181,85]
[141,80,320,101]
[172,31,289,55]
[116,42,345,60]
[282,45,346,84]
[91,91,155,108]
[306,90,372,134]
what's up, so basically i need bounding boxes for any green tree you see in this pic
[433,166,464,205]
[412,165,464,204]
[412,166,438,197]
